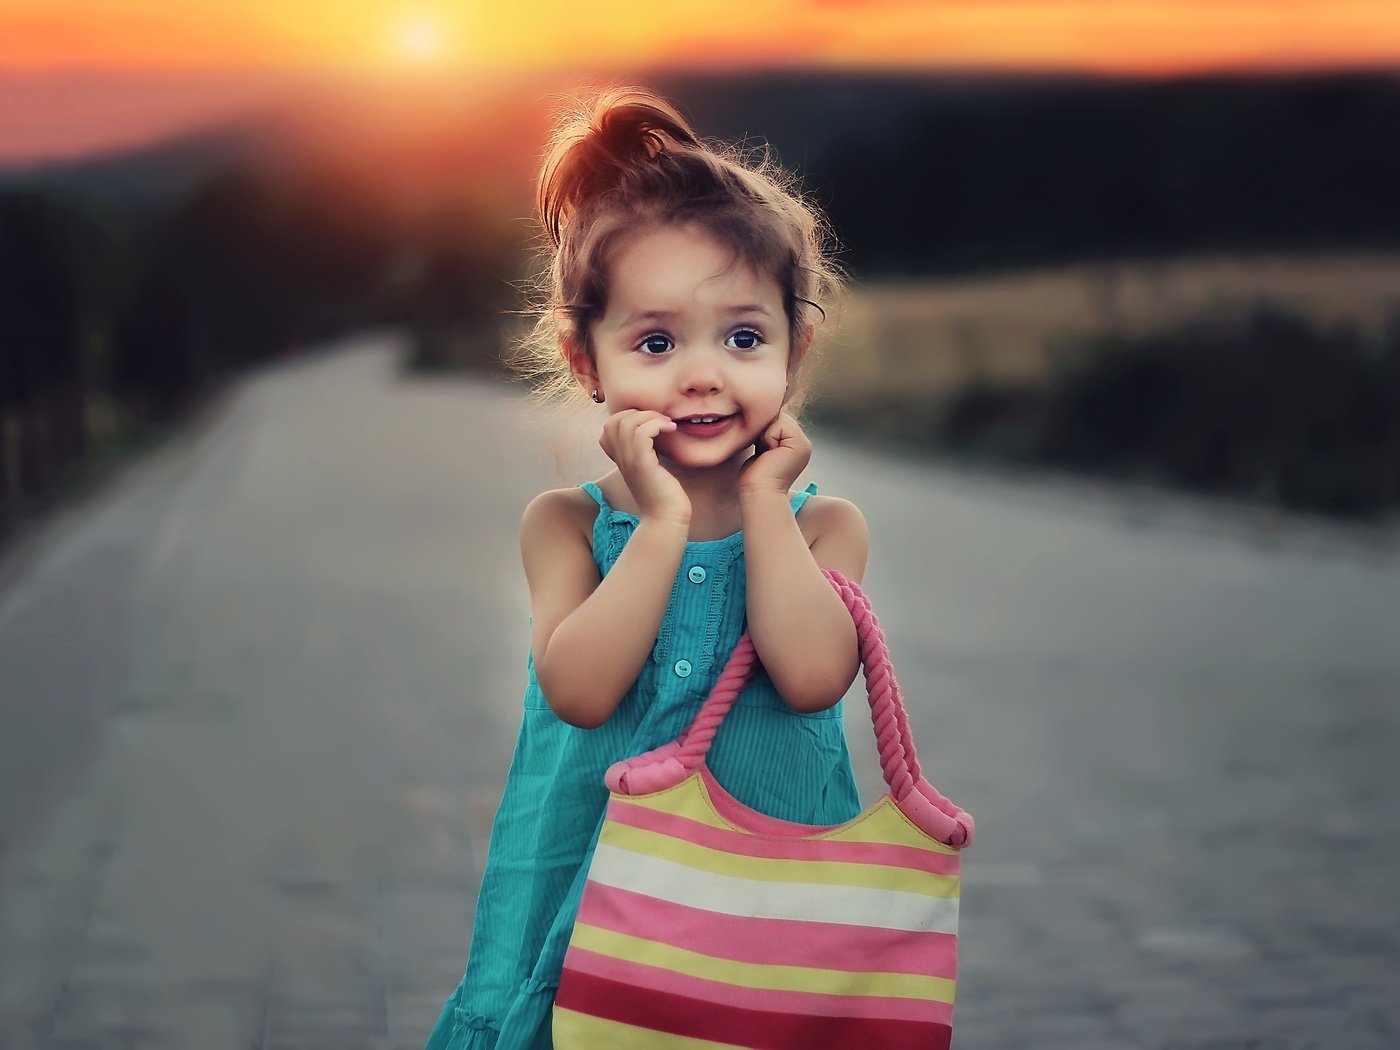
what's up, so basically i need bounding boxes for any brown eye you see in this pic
[726,329,763,351]
[640,334,673,355]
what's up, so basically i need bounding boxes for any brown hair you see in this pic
[508,87,846,412]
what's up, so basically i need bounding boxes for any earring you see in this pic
[590,389,603,404]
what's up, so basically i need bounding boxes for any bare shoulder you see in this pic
[519,486,597,553]
[797,493,868,540]
[519,488,603,661]
[798,493,870,582]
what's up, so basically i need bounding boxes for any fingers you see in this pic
[599,409,675,466]
[597,410,690,524]
[760,411,807,450]
[739,411,812,494]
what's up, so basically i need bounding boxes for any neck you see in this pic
[607,452,758,542]
[667,457,746,541]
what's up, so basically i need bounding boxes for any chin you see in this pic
[657,443,750,471]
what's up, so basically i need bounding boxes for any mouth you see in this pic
[673,413,736,437]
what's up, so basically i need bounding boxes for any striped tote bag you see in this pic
[554,569,975,1050]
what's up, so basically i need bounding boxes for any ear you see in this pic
[786,323,815,380]
[561,332,600,394]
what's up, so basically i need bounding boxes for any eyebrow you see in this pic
[617,305,774,328]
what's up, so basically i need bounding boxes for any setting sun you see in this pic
[4,1,1399,76]
[394,13,448,65]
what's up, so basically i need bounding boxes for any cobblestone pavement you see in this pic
[2,335,1397,1049]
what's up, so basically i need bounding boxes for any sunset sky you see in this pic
[4,0,1399,74]
[3,0,1398,163]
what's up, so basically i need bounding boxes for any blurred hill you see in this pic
[0,74,550,214]
[664,69,1400,275]
[6,68,1400,273]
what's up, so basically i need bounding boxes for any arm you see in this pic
[522,491,689,728]
[739,412,871,713]
[525,409,693,729]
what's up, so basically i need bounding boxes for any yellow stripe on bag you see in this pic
[618,780,734,830]
[599,822,960,898]
[554,1007,749,1050]
[617,781,961,856]
[570,923,958,1004]
[825,799,962,855]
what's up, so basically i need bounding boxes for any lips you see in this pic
[673,413,736,437]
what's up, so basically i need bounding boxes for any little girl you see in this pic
[425,87,870,1050]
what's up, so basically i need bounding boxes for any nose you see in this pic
[679,347,724,395]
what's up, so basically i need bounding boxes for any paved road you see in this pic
[2,335,1397,1049]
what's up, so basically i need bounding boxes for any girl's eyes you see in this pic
[726,328,765,351]
[634,329,766,355]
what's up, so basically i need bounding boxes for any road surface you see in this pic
[2,335,1397,1049]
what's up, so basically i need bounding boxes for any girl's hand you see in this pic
[738,411,811,497]
[599,410,691,526]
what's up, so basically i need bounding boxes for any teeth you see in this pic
[686,416,722,423]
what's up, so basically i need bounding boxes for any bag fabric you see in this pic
[553,569,975,1050]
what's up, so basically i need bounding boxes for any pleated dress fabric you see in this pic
[424,481,863,1050]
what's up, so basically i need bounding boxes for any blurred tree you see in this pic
[0,189,86,528]
[108,161,381,417]
[168,167,297,366]
[109,230,202,420]
[397,197,516,374]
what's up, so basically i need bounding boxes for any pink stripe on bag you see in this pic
[607,794,962,874]
[556,970,952,1050]
[577,883,959,979]
[562,948,955,1024]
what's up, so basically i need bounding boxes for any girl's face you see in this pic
[577,222,799,472]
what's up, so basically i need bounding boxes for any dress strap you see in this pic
[580,480,815,515]
[789,481,818,515]
[578,481,608,509]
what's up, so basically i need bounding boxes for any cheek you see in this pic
[613,376,670,410]
[597,363,657,402]
[751,370,789,409]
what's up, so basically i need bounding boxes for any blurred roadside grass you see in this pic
[810,254,1400,521]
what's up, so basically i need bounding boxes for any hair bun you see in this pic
[538,89,701,245]
[591,94,698,163]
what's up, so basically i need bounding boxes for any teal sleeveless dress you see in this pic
[425,481,862,1050]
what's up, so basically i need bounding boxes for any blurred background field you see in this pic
[831,254,1400,400]
[817,252,1400,516]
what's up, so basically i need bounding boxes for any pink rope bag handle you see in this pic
[606,569,974,849]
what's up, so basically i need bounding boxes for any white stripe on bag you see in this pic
[588,843,960,935]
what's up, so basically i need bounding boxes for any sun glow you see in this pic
[394,13,449,65]
[1,2,1398,77]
